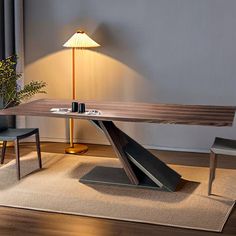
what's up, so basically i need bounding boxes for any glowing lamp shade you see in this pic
[63,31,100,48]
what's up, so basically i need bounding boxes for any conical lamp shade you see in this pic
[63,30,100,48]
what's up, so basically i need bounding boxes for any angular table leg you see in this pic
[80,120,181,191]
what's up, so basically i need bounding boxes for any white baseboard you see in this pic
[23,136,209,154]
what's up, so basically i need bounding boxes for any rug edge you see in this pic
[0,203,228,232]
[219,200,236,232]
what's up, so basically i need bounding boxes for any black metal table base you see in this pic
[79,120,182,192]
[80,167,164,190]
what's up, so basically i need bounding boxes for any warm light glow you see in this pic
[63,30,100,48]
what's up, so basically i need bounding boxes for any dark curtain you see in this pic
[0,0,19,127]
[0,0,16,60]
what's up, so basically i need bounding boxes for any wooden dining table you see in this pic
[1,99,235,191]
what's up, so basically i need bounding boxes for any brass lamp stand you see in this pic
[63,30,100,154]
[65,48,88,154]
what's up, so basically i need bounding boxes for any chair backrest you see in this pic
[0,97,15,131]
[0,97,8,131]
[0,116,8,131]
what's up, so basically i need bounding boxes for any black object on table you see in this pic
[71,102,78,112]
[78,103,86,113]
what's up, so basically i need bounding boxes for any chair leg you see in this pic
[14,139,21,180]
[1,141,7,164]
[35,131,42,169]
[208,151,217,195]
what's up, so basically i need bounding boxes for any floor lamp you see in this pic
[63,30,100,154]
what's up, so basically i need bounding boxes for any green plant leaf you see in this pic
[0,55,47,109]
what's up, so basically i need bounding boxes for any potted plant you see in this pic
[0,55,46,127]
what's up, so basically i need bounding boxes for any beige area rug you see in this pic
[0,152,235,232]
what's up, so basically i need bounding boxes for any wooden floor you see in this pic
[0,142,236,236]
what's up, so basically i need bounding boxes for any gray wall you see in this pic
[24,0,236,152]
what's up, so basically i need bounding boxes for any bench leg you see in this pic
[35,131,42,169]
[14,139,21,180]
[1,141,7,164]
[208,151,217,195]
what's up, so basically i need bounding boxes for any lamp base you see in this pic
[65,144,88,155]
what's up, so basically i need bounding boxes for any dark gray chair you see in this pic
[0,116,42,180]
[208,137,236,195]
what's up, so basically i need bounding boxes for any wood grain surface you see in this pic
[0,99,235,126]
